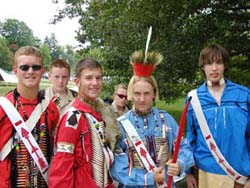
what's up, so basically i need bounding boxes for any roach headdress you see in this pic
[130,50,163,77]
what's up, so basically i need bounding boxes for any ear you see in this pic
[41,67,45,75]
[74,77,80,87]
[48,72,52,80]
[13,66,17,74]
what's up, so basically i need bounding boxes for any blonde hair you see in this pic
[127,76,159,101]
[14,46,43,66]
[114,83,127,93]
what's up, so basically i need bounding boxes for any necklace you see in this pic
[12,89,48,187]
[207,78,225,87]
[134,107,152,117]
[132,108,167,165]
[132,108,161,135]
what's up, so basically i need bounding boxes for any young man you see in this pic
[111,83,129,118]
[49,58,117,188]
[0,46,59,188]
[111,50,194,188]
[186,45,250,188]
[45,59,77,115]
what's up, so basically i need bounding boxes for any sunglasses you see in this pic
[116,93,127,100]
[19,64,42,71]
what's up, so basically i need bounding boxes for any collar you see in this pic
[207,78,225,87]
[72,98,102,120]
[133,106,152,117]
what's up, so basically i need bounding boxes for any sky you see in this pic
[0,0,80,47]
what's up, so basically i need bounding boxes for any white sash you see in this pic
[0,97,50,184]
[188,89,248,185]
[118,116,167,188]
[0,97,50,160]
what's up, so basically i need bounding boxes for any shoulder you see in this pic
[64,107,82,130]
[69,89,78,97]
[153,108,178,126]
[4,90,15,102]
[227,80,249,93]
[154,108,171,117]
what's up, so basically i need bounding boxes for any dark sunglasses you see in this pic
[19,64,42,71]
[116,93,127,100]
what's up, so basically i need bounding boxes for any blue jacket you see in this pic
[186,79,250,176]
[111,108,194,188]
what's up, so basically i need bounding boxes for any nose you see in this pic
[138,95,145,101]
[27,67,34,72]
[58,77,63,82]
[92,78,98,85]
[211,62,217,70]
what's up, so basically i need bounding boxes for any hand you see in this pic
[153,166,165,183]
[186,174,198,188]
[166,160,180,176]
[243,180,250,188]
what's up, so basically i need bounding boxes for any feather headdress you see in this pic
[130,50,163,77]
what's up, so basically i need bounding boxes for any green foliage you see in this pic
[52,0,250,101]
[0,37,13,71]
[0,19,35,49]
[0,18,79,78]
[44,33,60,60]
[40,44,52,71]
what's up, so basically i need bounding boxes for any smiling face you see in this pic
[75,67,102,101]
[13,55,45,90]
[132,80,155,112]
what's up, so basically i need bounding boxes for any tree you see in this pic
[59,45,79,73]
[53,0,250,101]
[40,44,52,71]
[0,37,13,71]
[0,19,36,49]
[44,33,60,60]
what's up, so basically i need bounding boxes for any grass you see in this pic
[155,98,185,123]
[0,80,76,94]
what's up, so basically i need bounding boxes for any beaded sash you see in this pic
[0,97,49,186]
[118,113,169,188]
[85,113,114,187]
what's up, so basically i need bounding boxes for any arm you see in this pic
[48,114,80,188]
[166,113,195,175]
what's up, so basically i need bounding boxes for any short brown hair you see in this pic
[75,58,102,78]
[49,59,70,75]
[198,45,229,75]
[14,46,43,66]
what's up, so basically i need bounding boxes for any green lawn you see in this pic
[155,98,185,123]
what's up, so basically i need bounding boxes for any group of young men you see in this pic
[0,44,250,188]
